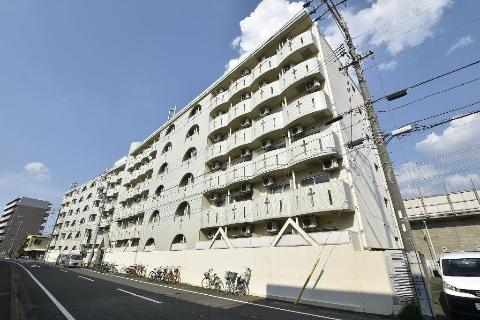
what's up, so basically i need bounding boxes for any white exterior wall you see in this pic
[46,11,405,315]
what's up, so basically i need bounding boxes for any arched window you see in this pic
[186,124,199,139]
[64,246,69,251]
[172,234,186,244]
[71,220,76,226]
[76,208,80,214]
[87,193,92,199]
[158,162,168,175]
[189,104,201,118]
[154,185,164,197]
[175,201,190,219]
[72,246,77,250]
[67,233,72,239]
[144,238,155,251]
[80,218,85,224]
[166,124,175,135]
[79,196,84,202]
[83,205,89,212]
[183,147,197,162]
[82,186,87,192]
[90,182,96,188]
[179,173,194,188]
[149,210,160,223]
[75,231,81,238]
[162,142,172,154]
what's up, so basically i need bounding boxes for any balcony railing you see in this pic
[201,180,353,228]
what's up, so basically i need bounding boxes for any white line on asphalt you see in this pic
[59,269,68,273]
[84,269,342,320]
[117,288,162,304]
[78,276,94,282]
[14,262,76,320]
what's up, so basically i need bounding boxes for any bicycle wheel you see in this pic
[149,271,157,282]
[237,282,248,296]
[214,280,224,291]
[201,278,209,289]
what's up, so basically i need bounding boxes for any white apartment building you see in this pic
[46,11,410,315]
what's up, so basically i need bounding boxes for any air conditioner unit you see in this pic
[265,221,279,233]
[241,148,252,158]
[306,79,322,92]
[213,134,223,142]
[260,106,270,116]
[218,88,225,93]
[262,176,275,187]
[241,183,253,193]
[259,80,268,88]
[322,158,339,171]
[212,161,222,171]
[241,92,251,100]
[241,118,251,127]
[216,110,224,117]
[241,68,251,77]
[290,125,304,136]
[240,224,252,236]
[209,193,221,202]
[261,139,272,150]
[282,63,294,73]
[302,216,318,229]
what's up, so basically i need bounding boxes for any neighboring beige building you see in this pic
[404,188,480,272]
[0,197,51,256]
[19,235,50,259]
[45,11,413,316]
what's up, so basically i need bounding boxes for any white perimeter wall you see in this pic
[103,245,395,315]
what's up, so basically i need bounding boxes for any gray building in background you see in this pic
[0,197,51,255]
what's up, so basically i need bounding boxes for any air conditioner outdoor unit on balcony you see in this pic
[213,134,223,142]
[240,224,252,236]
[262,176,275,187]
[259,80,268,88]
[260,106,270,116]
[282,62,294,73]
[241,183,253,193]
[306,79,322,92]
[241,68,251,77]
[241,118,251,127]
[322,158,339,171]
[302,216,318,229]
[241,92,251,100]
[218,88,225,93]
[265,221,279,233]
[290,125,304,136]
[212,161,222,171]
[207,230,215,240]
[216,110,224,117]
[241,148,252,158]
[209,193,221,202]
[261,138,272,150]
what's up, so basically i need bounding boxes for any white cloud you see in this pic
[415,113,480,154]
[323,0,452,55]
[378,59,398,71]
[25,161,51,181]
[396,162,442,197]
[447,35,474,54]
[226,0,304,71]
[446,173,480,189]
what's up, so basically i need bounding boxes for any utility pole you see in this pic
[320,1,434,318]
[87,180,107,266]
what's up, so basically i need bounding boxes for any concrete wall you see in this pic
[101,244,396,315]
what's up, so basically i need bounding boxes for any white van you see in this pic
[435,251,480,317]
[56,253,83,268]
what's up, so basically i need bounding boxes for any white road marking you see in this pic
[85,270,342,320]
[117,288,162,304]
[59,269,68,273]
[14,262,76,320]
[78,276,94,282]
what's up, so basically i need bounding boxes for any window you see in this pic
[175,202,190,218]
[82,186,87,192]
[83,205,89,212]
[154,185,164,197]
[162,142,172,154]
[159,163,168,175]
[300,174,329,187]
[79,196,84,202]
[145,238,155,248]
[166,124,175,135]
[186,124,199,139]
[149,211,160,223]
[33,239,42,245]
[172,234,186,244]
[75,231,81,238]
[183,147,197,162]
[80,218,85,224]
[179,173,194,188]
[87,193,92,199]
[270,183,290,194]
[189,105,201,118]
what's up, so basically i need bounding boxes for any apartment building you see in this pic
[46,12,409,315]
[0,197,51,255]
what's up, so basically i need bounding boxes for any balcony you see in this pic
[229,73,254,99]
[251,55,277,83]
[253,80,281,110]
[253,111,284,139]
[276,29,316,66]
[110,225,142,241]
[281,57,323,93]
[210,90,230,110]
[206,140,228,161]
[283,90,331,126]
[229,99,254,125]
[201,181,353,229]
[209,111,229,134]
[227,127,254,153]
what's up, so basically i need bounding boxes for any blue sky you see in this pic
[1,0,479,226]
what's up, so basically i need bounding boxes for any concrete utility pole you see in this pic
[87,182,107,266]
[321,1,435,318]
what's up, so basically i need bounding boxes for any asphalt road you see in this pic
[2,259,391,320]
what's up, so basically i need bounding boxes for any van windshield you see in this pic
[442,258,480,277]
[70,254,82,260]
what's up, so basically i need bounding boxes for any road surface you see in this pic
[2,259,390,320]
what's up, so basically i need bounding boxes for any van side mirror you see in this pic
[433,269,441,278]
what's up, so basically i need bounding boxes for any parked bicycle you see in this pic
[122,264,145,277]
[225,267,252,296]
[201,268,223,291]
[150,266,180,283]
